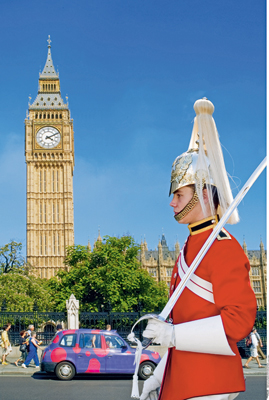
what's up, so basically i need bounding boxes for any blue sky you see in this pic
[0,0,266,256]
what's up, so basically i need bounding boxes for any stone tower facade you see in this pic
[25,36,74,278]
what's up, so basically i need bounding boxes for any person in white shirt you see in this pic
[244,327,264,368]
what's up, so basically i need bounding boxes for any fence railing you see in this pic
[0,311,66,345]
[0,309,266,355]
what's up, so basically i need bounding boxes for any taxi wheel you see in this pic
[55,361,76,380]
[138,361,156,380]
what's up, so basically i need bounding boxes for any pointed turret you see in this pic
[260,238,265,253]
[40,36,58,78]
[175,239,180,259]
[87,240,91,252]
[144,237,148,251]
[242,237,248,255]
[29,35,68,111]
[97,229,102,242]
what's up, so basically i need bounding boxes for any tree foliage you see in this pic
[0,272,54,312]
[0,241,26,274]
[49,236,168,312]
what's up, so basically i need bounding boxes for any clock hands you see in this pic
[45,132,60,140]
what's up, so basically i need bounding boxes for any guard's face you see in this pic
[170,186,203,224]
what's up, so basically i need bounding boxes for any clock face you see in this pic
[36,127,61,149]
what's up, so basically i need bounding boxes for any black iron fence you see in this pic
[0,307,266,355]
[80,310,149,341]
[0,310,66,345]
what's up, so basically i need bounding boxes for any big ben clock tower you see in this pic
[25,36,74,278]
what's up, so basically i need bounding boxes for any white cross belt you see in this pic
[177,248,215,304]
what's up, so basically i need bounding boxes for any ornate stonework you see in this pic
[139,234,267,308]
[25,37,74,278]
[243,239,267,308]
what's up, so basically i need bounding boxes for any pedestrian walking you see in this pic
[244,327,265,368]
[1,323,12,365]
[22,331,41,369]
[56,324,63,332]
[14,330,27,366]
[253,327,266,359]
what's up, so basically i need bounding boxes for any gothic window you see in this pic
[52,204,55,223]
[54,84,56,90]
[253,281,261,293]
[43,113,46,119]
[44,235,47,255]
[43,85,45,91]
[35,114,38,119]
[40,203,42,223]
[40,235,42,255]
[149,268,157,277]
[39,114,42,119]
[44,171,46,192]
[51,113,54,118]
[57,203,60,222]
[166,268,173,277]
[257,298,262,306]
[47,113,50,119]
[53,234,56,255]
[56,170,59,192]
[252,267,260,276]
[44,204,46,223]
[56,114,58,119]
[40,170,42,192]
[58,233,60,255]
[60,114,62,119]
[52,171,55,192]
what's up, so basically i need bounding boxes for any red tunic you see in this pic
[159,228,257,400]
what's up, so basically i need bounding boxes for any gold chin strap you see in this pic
[174,191,199,222]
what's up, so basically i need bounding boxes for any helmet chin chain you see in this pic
[174,191,199,222]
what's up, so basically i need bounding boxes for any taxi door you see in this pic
[104,334,134,374]
[76,332,106,374]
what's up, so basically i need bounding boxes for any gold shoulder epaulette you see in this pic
[217,228,231,241]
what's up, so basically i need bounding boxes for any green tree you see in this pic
[0,241,25,274]
[49,236,168,312]
[0,272,54,311]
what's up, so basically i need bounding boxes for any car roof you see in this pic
[59,329,118,335]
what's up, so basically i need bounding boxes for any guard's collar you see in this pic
[188,215,219,236]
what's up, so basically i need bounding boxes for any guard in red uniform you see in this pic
[140,98,256,400]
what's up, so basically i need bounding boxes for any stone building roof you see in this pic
[29,36,68,111]
[248,250,267,261]
[39,38,58,79]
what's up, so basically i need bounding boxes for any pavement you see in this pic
[0,346,266,376]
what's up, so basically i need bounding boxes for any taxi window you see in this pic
[81,333,101,349]
[59,334,77,347]
[105,335,125,349]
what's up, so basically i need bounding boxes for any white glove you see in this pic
[140,351,168,400]
[143,318,174,347]
[140,375,160,400]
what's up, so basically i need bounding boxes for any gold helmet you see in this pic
[170,98,239,224]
